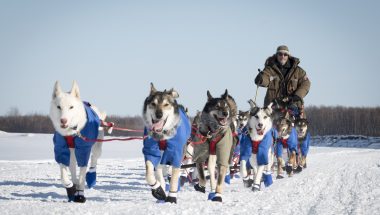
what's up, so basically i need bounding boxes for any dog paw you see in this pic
[286,165,293,175]
[165,196,177,204]
[74,191,86,203]
[151,186,166,201]
[243,178,253,188]
[86,170,97,188]
[194,184,206,193]
[65,185,76,202]
[211,193,222,202]
[294,166,303,173]
[252,184,261,192]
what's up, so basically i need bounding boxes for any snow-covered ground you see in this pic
[1,131,380,215]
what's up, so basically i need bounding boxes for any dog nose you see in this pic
[222,111,229,117]
[60,118,67,124]
[155,111,163,119]
[258,123,263,128]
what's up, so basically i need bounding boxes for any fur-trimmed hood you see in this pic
[265,54,301,74]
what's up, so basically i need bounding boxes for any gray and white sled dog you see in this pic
[274,111,298,178]
[242,100,275,191]
[142,83,191,204]
[295,117,310,171]
[49,81,110,203]
[191,90,237,202]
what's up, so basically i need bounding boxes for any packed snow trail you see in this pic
[0,133,379,214]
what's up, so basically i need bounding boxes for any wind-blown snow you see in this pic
[0,132,379,214]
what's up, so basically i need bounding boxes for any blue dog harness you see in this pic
[239,127,251,162]
[275,127,297,157]
[299,132,311,156]
[143,108,191,168]
[53,102,100,167]
[240,128,277,166]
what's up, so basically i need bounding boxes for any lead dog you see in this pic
[191,90,237,202]
[49,81,108,202]
[142,83,191,204]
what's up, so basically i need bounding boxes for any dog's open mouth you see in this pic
[297,131,306,138]
[214,114,228,126]
[256,127,265,135]
[151,117,168,133]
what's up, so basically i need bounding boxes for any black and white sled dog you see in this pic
[191,90,237,202]
[295,118,310,171]
[237,110,250,130]
[49,81,110,202]
[240,100,276,191]
[142,83,191,204]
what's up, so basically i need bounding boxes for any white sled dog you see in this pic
[49,81,110,203]
[243,100,276,191]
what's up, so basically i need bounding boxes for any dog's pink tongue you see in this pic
[152,120,164,131]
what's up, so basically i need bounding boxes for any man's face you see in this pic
[276,51,289,66]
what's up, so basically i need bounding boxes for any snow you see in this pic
[1,132,380,215]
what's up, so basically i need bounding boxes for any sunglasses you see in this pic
[277,52,289,57]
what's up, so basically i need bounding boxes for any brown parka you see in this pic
[257,55,311,107]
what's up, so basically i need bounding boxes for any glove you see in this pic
[290,95,302,103]
[254,73,263,85]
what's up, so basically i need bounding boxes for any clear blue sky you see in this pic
[1,0,379,116]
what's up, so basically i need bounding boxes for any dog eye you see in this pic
[151,103,156,107]
[163,103,169,107]
[264,116,268,119]
[57,106,61,110]
[69,106,74,109]
[254,115,259,119]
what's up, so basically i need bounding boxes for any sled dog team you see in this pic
[49,81,310,203]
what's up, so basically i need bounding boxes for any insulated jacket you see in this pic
[240,128,277,166]
[143,108,191,168]
[299,132,311,156]
[257,55,311,107]
[275,127,298,157]
[53,102,100,167]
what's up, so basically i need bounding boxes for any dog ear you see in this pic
[207,90,213,101]
[169,88,179,98]
[52,81,63,99]
[70,80,81,99]
[222,89,228,99]
[150,83,157,95]
[265,102,273,115]
[238,110,243,115]
[248,99,257,109]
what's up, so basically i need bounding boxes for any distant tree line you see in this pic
[305,106,380,136]
[0,106,379,136]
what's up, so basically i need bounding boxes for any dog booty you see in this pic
[211,193,222,202]
[224,174,231,184]
[73,191,86,203]
[208,192,216,200]
[252,183,261,192]
[194,184,206,193]
[86,168,97,188]
[263,172,273,187]
[65,185,76,202]
[151,183,167,201]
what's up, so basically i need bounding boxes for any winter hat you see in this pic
[276,45,290,55]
